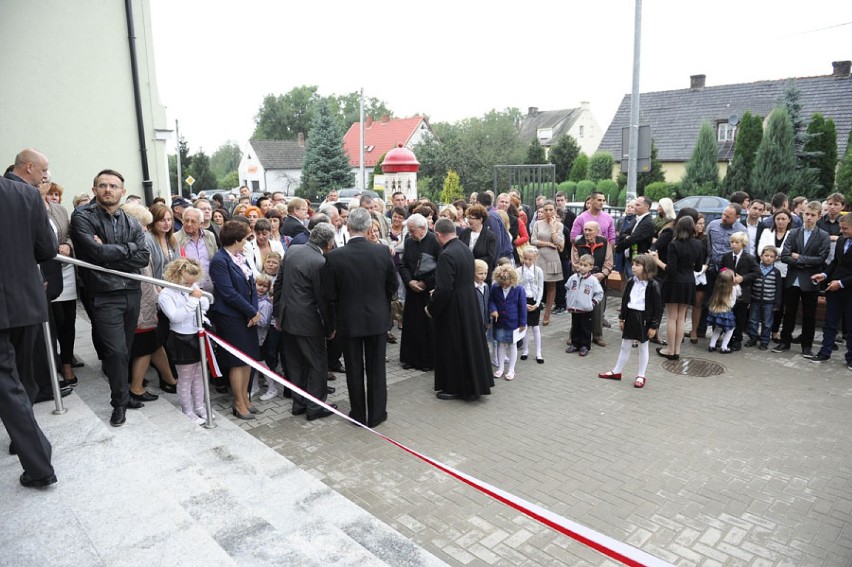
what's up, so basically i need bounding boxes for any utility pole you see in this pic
[175,119,183,197]
[627,0,642,202]
[359,88,366,191]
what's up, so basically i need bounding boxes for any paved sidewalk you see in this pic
[237,296,852,565]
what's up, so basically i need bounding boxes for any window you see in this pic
[717,122,735,142]
[537,127,552,140]
[579,125,585,138]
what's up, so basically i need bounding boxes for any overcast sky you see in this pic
[149,0,851,155]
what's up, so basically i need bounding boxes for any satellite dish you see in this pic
[729,115,740,126]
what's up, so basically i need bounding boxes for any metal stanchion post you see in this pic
[42,321,67,415]
[197,304,215,429]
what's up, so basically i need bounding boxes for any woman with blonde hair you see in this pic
[654,197,676,235]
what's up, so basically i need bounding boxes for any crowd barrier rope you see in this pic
[205,330,673,567]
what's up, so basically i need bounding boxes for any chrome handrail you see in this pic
[52,255,216,428]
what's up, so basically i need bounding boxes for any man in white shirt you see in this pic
[744,200,766,256]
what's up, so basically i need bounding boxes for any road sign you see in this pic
[185,175,195,186]
[620,125,652,173]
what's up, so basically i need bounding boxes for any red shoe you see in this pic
[633,376,646,388]
[598,371,621,380]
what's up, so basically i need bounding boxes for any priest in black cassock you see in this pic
[427,218,493,400]
[398,213,442,371]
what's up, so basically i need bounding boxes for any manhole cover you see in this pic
[661,357,725,377]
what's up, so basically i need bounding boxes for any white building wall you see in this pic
[569,105,604,156]
[0,0,170,207]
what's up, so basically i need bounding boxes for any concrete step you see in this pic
[1,367,444,566]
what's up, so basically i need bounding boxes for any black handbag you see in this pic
[414,252,437,279]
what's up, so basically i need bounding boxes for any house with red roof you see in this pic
[341,115,433,190]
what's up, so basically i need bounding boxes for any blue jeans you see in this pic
[748,302,774,346]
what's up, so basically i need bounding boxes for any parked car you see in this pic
[337,188,379,200]
[674,196,730,223]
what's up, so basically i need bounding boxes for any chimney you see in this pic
[528,106,539,116]
[580,101,590,110]
[297,132,304,147]
[381,114,390,123]
[832,60,851,77]
[366,116,373,128]
[690,74,706,90]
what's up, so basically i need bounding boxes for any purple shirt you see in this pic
[570,210,616,244]
[183,234,213,291]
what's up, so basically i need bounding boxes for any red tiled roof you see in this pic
[342,116,426,168]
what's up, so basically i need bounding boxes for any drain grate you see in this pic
[661,357,725,377]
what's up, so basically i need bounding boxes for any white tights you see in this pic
[709,327,734,350]
[495,342,518,375]
[612,339,649,377]
[176,363,205,420]
[521,325,542,358]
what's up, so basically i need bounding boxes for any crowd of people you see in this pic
[3,145,851,490]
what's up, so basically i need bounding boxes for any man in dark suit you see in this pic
[773,201,830,358]
[811,214,852,366]
[720,232,761,350]
[281,196,310,239]
[615,195,655,278]
[323,208,397,427]
[4,149,73,403]
[0,170,59,488]
[276,222,337,420]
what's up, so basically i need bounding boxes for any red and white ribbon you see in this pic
[205,330,672,567]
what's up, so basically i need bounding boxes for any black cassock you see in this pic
[429,238,493,398]
[399,231,442,370]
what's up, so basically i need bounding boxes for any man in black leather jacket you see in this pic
[70,169,150,427]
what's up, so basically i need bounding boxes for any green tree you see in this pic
[186,149,217,192]
[253,86,321,140]
[414,108,525,197]
[616,141,665,196]
[168,136,192,195]
[299,99,354,200]
[219,170,239,190]
[588,151,614,183]
[680,121,720,196]
[836,129,852,201]
[329,91,393,131]
[525,137,546,165]
[804,113,837,196]
[440,169,464,203]
[568,153,588,181]
[782,82,821,196]
[210,140,242,180]
[548,134,580,183]
[722,111,763,194]
[750,108,797,200]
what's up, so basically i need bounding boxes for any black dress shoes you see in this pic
[20,471,58,488]
[159,379,177,394]
[307,404,337,421]
[127,398,145,409]
[59,376,78,388]
[71,356,85,368]
[402,363,414,370]
[329,363,346,373]
[367,413,387,428]
[34,386,73,404]
[130,391,159,402]
[292,406,307,416]
[436,391,462,400]
[327,386,336,394]
[110,406,127,427]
